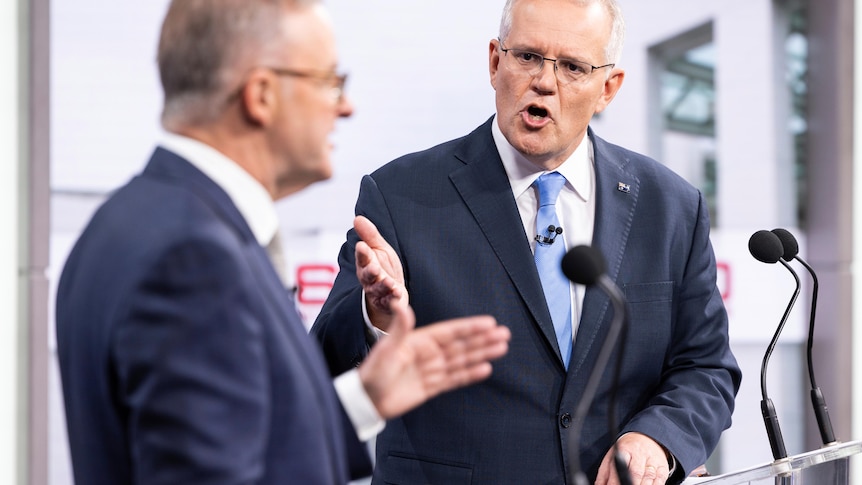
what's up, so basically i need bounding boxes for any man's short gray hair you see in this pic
[158,0,319,127]
[498,0,625,65]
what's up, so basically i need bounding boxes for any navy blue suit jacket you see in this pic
[312,118,741,484]
[57,148,371,485]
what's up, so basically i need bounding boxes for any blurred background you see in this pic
[2,0,858,483]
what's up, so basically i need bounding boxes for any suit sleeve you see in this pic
[111,237,270,485]
[622,191,742,478]
[311,174,402,376]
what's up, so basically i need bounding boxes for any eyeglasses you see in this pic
[498,39,614,85]
[267,67,348,103]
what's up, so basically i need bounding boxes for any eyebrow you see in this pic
[514,45,596,65]
[505,40,592,62]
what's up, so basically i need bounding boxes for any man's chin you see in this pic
[512,137,553,161]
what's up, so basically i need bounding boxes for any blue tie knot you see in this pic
[534,172,566,208]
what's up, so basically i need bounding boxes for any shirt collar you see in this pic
[159,132,279,246]
[492,115,594,201]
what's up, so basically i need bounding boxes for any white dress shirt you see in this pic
[160,133,385,441]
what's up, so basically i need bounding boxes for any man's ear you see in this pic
[489,38,502,90]
[594,68,625,115]
[240,69,279,126]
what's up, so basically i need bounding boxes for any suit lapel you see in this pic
[448,120,566,366]
[570,131,640,375]
[143,148,303,330]
[144,147,254,242]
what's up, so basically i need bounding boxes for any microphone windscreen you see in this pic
[748,230,784,264]
[771,228,799,261]
[561,245,606,285]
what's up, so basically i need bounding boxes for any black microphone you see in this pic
[771,228,837,446]
[748,229,792,460]
[536,224,563,245]
[561,245,631,485]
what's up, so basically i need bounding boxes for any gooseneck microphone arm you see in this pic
[561,246,631,485]
[571,274,627,485]
[771,228,836,445]
[797,256,836,444]
[759,258,797,460]
[798,256,820,387]
[748,230,791,460]
[604,273,632,485]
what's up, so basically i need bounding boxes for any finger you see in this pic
[434,315,503,344]
[614,434,670,485]
[441,334,509,373]
[461,337,510,367]
[416,318,501,363]
[630,464,666,485]
[594,450,616,485]
[447,323,511,364]
[361,272,396,297]
[643,464,659,482]
[624,454,646,483]
[355,241,385,282]
[355,240,374,269]
[434,362,493,392]
[355,216,404,275]
[440,339,508,387]
[421,350,494,395]
[627,460,667,485]
[354,215,389,249]
[386,302,416,340]
[414,323,506,390]
[606,449,630,485]
[617,450,632,467]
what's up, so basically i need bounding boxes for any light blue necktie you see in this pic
[533,172,572,368]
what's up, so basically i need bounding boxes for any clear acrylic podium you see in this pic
[681,440,862,485]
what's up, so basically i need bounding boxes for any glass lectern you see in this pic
[682,440,861,485]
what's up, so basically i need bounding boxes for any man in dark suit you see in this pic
[312,0,741,483]
[55,1,510,484]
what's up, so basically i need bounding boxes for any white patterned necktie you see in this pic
[533,172,572,368]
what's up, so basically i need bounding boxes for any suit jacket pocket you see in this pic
[623,281,673,346]
[623,281,673,304]
[382,454,473,485]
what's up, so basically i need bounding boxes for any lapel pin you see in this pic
[617,182,631,194]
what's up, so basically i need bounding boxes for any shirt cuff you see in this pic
[333,369,386,442]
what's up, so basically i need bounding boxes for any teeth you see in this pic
[527,107,547,119]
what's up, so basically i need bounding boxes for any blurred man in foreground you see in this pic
[55,1,510,484]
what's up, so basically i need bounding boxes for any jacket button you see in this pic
[559,413,572,428]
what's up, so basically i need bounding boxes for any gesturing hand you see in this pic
[354,215,408,331]
[358,304,510,419]
[595,432,671,485]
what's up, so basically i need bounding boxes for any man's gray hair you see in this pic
[498,0,625,65]
[158,0,319,127]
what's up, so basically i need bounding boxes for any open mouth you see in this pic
[527,106,548,119]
